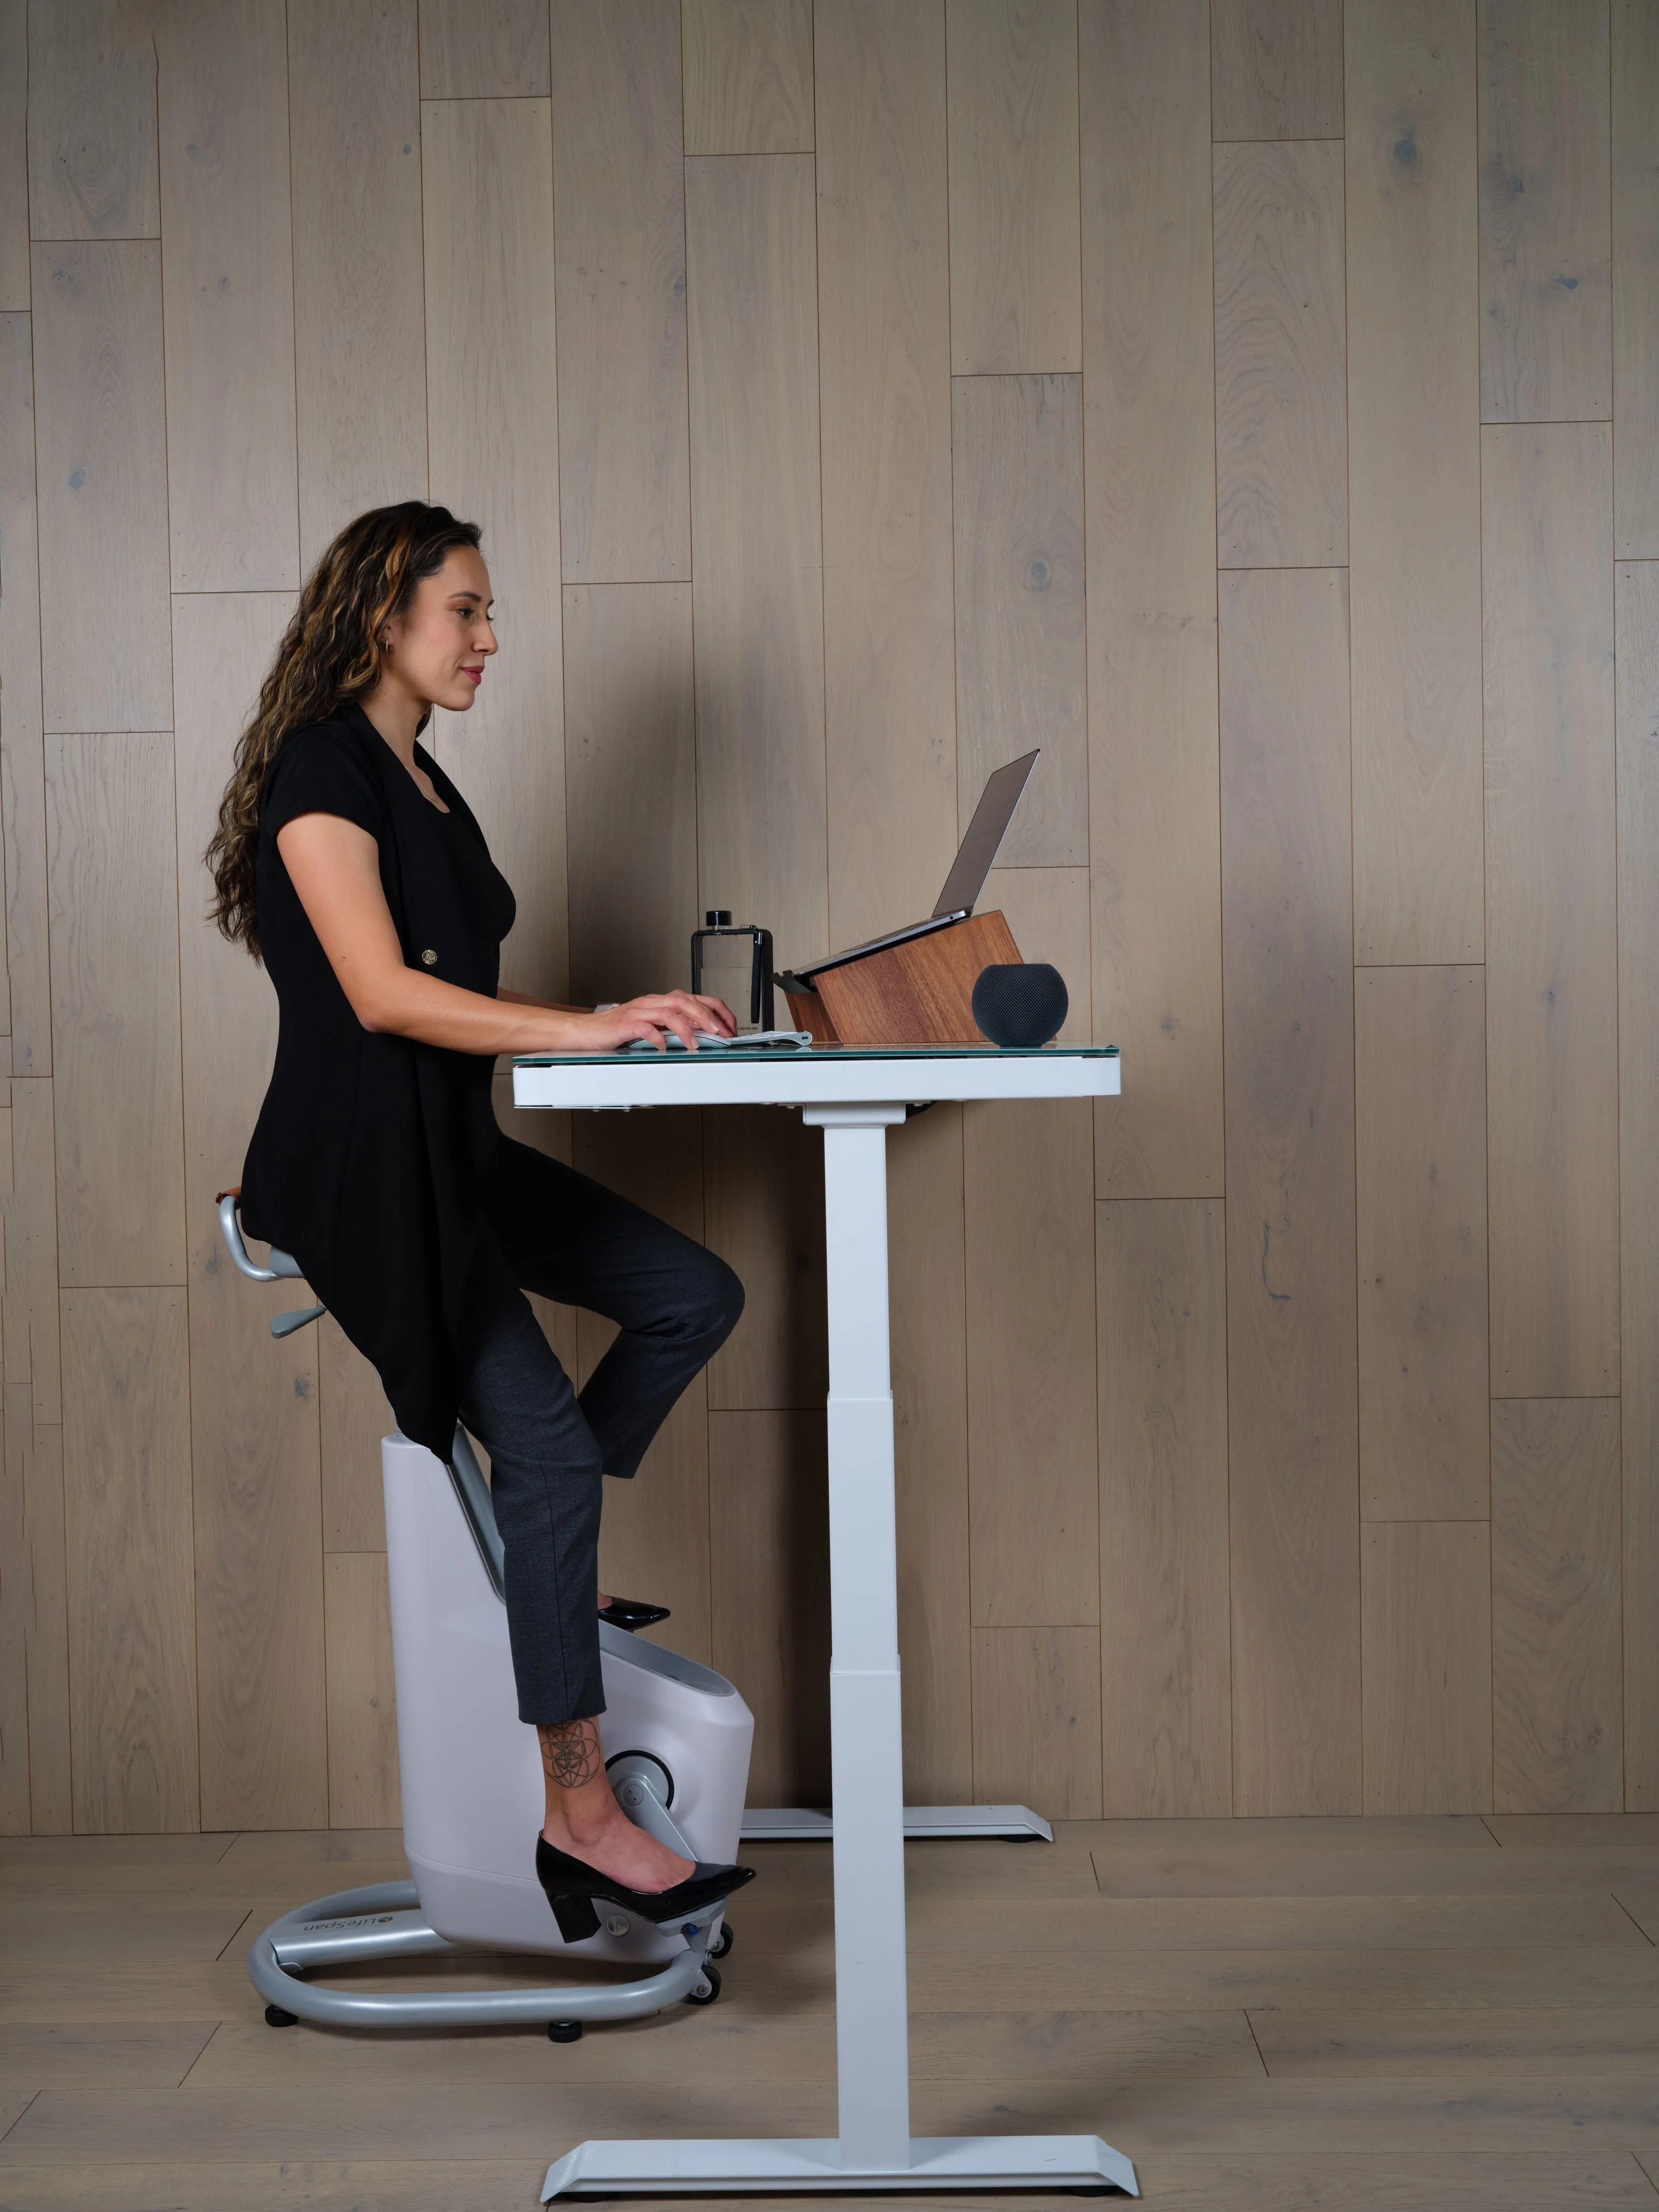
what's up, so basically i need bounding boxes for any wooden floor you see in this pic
[3,1815,1659,2207]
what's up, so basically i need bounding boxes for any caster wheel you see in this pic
[710,1923,734,1960]
[683,1961,722,2007]
[264,2004,299,2028]
[547,2020,583,2044]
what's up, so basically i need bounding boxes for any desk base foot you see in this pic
[740,1805,1055,1843]
[542,2135,1137,2199]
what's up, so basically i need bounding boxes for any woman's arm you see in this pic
[276,813,734,1053]
[497,987,583,1012]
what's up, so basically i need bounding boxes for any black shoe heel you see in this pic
[550,1891,601,1943]
[535,1835,756,1932]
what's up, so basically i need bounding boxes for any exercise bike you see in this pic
[219,1193,756,2042]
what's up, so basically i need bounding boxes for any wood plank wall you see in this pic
[0,0,1652,1833]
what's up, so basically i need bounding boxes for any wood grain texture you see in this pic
[709,1410,829,1803]
[45,732,185,1288]
[10,0,1650,1834]
[0,2167,553,2211]
[319,1317,393,1554]
[156,0,298,593]
[1346,0,1485,965]
[979,865,1091,1040]
[10,2114,1659,2196]
[3,1076,60,1423]
[1613,0,1659,556]
[1220,568,1359,1816]
[564,584,696,1006]
[1252,2008,1659,2077]
[1483,423,1619,1397]
[22,2082,1659,2166]
[417,0,550,97]
[946,0,1081,374]
[888,1101,973,1800]
[422,97,567,999]
[172,591,326,1831]
[0,339,9,1015]
[1211,0,1344,140]
[813,908,1022,1046]
[817,0,957,950]
[19,1402,71,1829]
[1355,966,1489,1522]
[1484,1812,1659,1847]
[1088,1844,1659,1893]
[971,1625,1102,1817]
[1478,0,1612,423]
[1361,1521,1494,1816]
[60,1289,198,1832]
[0,0,24,308]
[681,0,814,154]
[1081,0,1224,1200]
[905,1891,1649,1951]
[0,1283,29,1830]
[30,241,171,733]
[551,0,689,584]
[685,153,826,973]
[324,1553,400,1829]
[1213,137,1347,569]
[0,309,48,1072]
[964,1096,1097,1626]
[288,0,427,572]
[1492,1398,1623,1815]
[952,373,1086,866]
[571,1108,712,1665]
[703,1106,825,1411]
[1098,1199,1231,1817]
[25,0,157,239]
[1617,560,1659,1806]
[0,2020,218,2084]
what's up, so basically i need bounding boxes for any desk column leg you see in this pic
[807,1104,911,2172]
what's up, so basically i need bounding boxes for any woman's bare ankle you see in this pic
[537,1717,692,1889]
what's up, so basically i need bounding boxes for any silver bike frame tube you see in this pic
[446,1423,507,1600]
[247,1881,714,2028]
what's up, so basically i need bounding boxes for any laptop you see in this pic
[783,750,1039,985]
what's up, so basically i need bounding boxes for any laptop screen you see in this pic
[932,750,1040,919]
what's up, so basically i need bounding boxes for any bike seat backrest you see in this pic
[216,1188,306,1281]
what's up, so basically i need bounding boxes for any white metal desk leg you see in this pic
[807,1103,911,2170]
[539,1092,1136,2201]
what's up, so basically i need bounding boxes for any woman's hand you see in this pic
[573,992,738,1052]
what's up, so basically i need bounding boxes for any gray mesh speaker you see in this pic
[970,963,1068,1049]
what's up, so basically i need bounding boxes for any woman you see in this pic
[207,501,753,1929]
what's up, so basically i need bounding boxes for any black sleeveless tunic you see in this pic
[238,703,517,1455]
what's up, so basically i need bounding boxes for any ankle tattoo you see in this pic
[539,1717,602,1790]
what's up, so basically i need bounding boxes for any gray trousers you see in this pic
[457,1137,744,1727]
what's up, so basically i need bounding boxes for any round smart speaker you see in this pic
[971,963,1069,1049]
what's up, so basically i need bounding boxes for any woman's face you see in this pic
[384,545,498,712]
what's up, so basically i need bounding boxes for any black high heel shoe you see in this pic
[535,1834,756,1944]
[597,1595,670,1632]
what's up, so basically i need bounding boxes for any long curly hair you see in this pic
[206,501,483,961]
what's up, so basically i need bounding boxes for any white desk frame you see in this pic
[513,1047,1135,2201]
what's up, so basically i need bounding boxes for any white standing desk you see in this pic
[512,1044,1135,2200]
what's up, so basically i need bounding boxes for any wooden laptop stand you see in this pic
[779,911,1021,1046]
